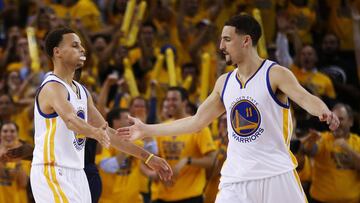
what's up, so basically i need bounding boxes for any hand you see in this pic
[319,111,339,131]
[117,115,148,141]
[302,129,321,144]
[173,157,187,177]
[93,123,110,148]
[0,148,7,162]
[146,155,173,181]
[0,143,33,162]
[105,73,119,86]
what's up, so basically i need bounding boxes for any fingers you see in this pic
[116,127,131,140]
[326,112,333,125]
[319,113,327,122]
[329,114,340,131]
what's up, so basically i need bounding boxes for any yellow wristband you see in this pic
[145,153,154,165]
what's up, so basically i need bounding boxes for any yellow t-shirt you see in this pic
[327,0,354,51]
[49,3,70,19]
[204,136,226,203]
[298,155,312,183]
[286,2,316,44]
[69,0,102,32]
[310,132,360,202]
[98,142,143,203]
[0,160,31,203]
[12,108,33,145]
[154,127,216,201]
[291,65,336,98]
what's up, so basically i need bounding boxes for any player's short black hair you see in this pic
[167,86,189,102]
[225,14,262,46]
[44,27,75,57]
[106,108,129,128]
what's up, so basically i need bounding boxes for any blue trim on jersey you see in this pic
[221,71,232,103]
[80,84,89,99]
[35,80,70,118]
[72,81,81,99]
[235,72,243,89]
[266,63,290,109]
[243,59,267,88]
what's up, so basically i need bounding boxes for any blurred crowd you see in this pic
[0,0,359,203]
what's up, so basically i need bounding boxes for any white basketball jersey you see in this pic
[32,74,88,169]
[220,59,297,183]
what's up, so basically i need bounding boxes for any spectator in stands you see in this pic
[303,103,360,203]
[0,121,30,203]
[153,87,216,203]
[99,108,143,203]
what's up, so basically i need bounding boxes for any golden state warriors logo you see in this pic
[230,99,265,144]
[73,109,86,150]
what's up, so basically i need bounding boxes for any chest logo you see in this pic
[230,99,261,137]
[73,109,86,150]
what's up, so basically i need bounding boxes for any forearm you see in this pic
[147,116,203,137]
[300,94,330,117]
[16,169,28,188]
[65,115,98,138]
[188,151,216,169]
[109,129,150,161]
[96,80,112,117]
[275,32,293,68]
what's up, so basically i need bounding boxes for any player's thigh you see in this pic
[215,182,258,203]
[264,170,307,203]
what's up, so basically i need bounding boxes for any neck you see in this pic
[53,61,75,85]
[235,49,263,77]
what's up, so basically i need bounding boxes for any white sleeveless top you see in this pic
[32,74,88,169]
[220,59,297,183]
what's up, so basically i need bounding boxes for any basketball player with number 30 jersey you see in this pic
[117,15,340,203]
[30,28,172,203]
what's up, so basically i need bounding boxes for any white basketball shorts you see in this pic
[30,165,91,203]
[215,170,307,203]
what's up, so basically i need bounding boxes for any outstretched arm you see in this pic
[85,88,172,180]
[270,65,339,130]
[118,74,227,140]
[40,82,110,147]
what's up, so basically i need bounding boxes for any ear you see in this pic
[243,35,252,48]
[53,47,61,57]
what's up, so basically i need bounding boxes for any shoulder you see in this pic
[350,133,360,143]
[39,81,68,98]
[268,64,297,83]
[315,72,333,83]
[214,71,233,94]
[269,64,291,75]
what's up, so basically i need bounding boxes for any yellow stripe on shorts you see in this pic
[49,118,69,203]
[44,118,61,203]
